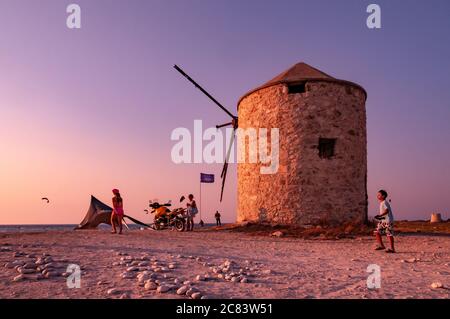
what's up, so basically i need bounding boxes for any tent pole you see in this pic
[199,179,202,221]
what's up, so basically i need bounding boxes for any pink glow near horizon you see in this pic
[1,1,450,224]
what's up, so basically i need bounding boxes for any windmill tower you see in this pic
[237,62,368,225]
[174,62,367,226]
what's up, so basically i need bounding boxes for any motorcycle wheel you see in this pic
[175,219,185,232]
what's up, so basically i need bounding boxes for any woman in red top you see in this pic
[111,189,124,234]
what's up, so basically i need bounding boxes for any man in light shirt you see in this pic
[374,189,395,253]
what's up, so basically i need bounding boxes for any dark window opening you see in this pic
[318,138,336,159]
[288,83,306,94]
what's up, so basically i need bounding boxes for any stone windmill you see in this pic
[237,62,368,225]
[175,62,368,226]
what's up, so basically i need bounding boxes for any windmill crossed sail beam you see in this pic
[173,64,238,202]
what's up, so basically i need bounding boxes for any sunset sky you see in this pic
[1,0,449,224]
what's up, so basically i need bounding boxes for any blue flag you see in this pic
[200,173,215,183]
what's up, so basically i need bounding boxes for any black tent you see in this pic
[75,195,150,230]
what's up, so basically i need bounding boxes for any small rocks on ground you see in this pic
[13,274,27,282]
[107,288,122,295]
[121,272,135,279]
[157,285,170,293]
[18,267,36,274]
[177,286,189,295]
[144,281,158,290]
[431,282,444,289]
[191,292,202,299]
[271,231,284,237]
[186,287,199,297]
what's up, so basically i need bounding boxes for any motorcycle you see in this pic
[147,197,187,232]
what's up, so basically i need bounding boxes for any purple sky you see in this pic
[1,0,449,224]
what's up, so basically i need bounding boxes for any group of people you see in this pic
[109,188,396,253]
[109,190,222,233]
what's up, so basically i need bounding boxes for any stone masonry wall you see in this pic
[237,81,367,225]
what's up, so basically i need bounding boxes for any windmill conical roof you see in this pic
[238,62,366,106]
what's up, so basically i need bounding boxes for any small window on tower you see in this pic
[318,138,336,159]
[288,83,306,94]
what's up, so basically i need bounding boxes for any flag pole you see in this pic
[199,177,202,221]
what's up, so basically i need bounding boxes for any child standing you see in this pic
[374,189,395,253]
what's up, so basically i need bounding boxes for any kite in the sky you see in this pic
[41,197,50,203]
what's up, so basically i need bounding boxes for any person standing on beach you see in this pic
[374,189,395,253]
[186,194,198,231]
[111,189,124,234]
[215,211,222,226]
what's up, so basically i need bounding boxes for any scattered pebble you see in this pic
[107,288,121,295]
[402,258,418,263]
[177,286,189,295]
[18,267,35,274]
[23,263,36,269]
[144,281,158,290]
[191,292,202,299]
[13,274,27,282]
[121,272,135,279]
[271,231,284,237]
[431,282,444,289]
[44,257,53,263]
[45,271,58,278]
[157,285,170,293]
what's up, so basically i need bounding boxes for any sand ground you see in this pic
[0,228,449,299]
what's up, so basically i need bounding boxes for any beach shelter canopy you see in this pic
[76,195,151,230]
[75,195,114,229]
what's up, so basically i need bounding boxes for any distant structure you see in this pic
[237,62,368,225]
[430,213,443,223]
